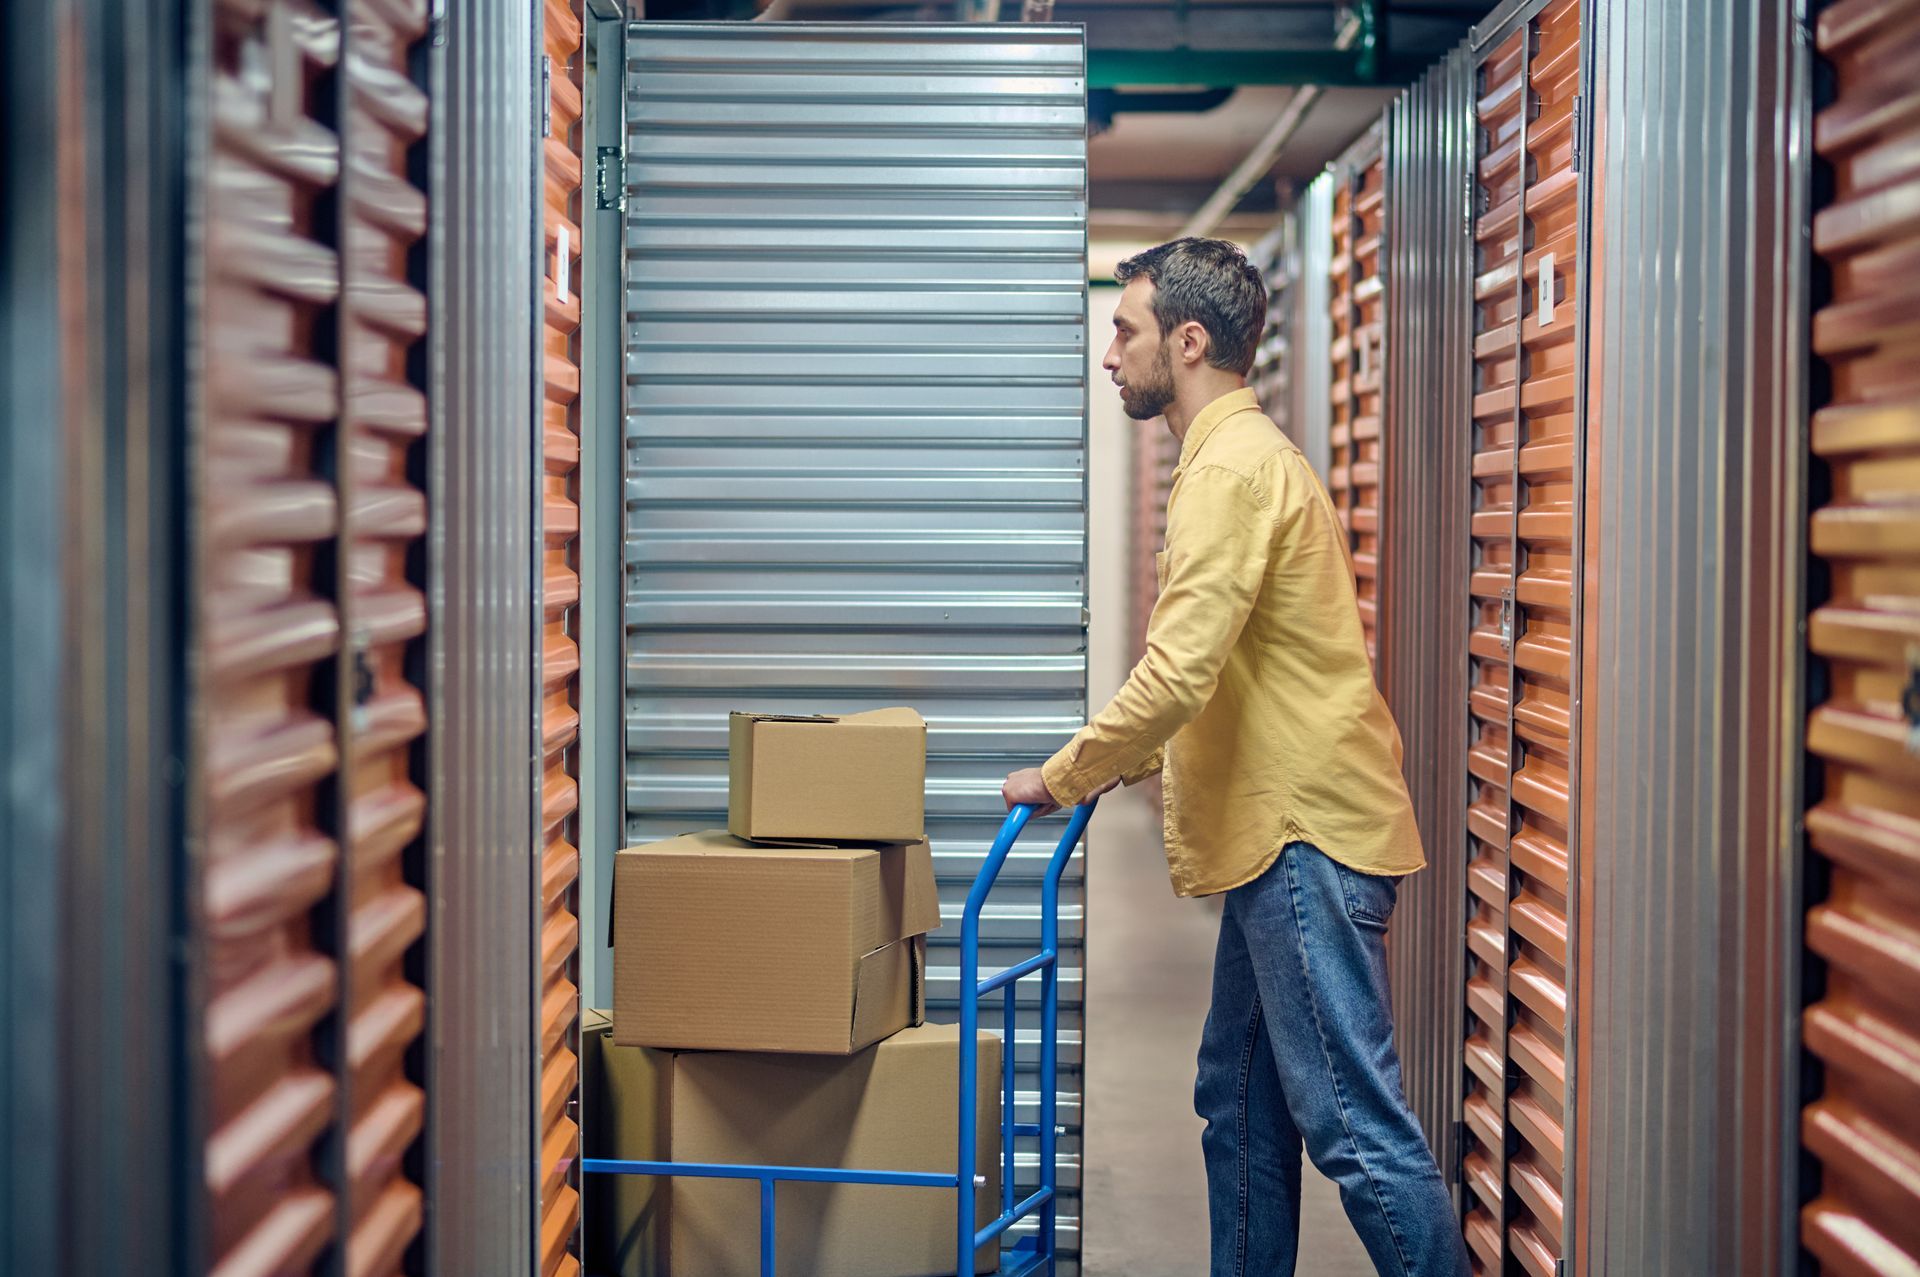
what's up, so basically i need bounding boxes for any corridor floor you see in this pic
[1080,786,1376,1277]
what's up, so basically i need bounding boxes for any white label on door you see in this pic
[557,225,571,304]
[1539,251,1556,327]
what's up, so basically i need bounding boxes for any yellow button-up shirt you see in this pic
[1043,388,1424,896]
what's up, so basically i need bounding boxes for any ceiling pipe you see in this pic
[1177,10,1362,240]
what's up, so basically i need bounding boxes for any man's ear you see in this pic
[1178,321,1210,368]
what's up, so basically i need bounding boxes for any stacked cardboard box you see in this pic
[593,709,1002,1277]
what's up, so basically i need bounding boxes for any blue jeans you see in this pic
[1195,843,1469,1277]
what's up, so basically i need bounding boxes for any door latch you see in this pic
[1498,588,1515,653]
[1902,644,1920,755]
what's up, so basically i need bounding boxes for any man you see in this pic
[1002,238,1468,1277]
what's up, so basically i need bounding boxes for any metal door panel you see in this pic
[540,3,587,1274]
[198,5,348,1271]
[623,24,1088,1260]
[1804,2,1920,1272]
[338,2,434,1272]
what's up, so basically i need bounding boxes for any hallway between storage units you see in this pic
[1081,786,1376,1277]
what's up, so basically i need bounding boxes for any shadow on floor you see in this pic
[1080,787,1378,1277]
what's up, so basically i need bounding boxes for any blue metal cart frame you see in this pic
[582,798,1096,1277]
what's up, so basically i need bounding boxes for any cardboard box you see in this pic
[728,709,928,843]
[614,832,941,1054]
[671,1023,1003,1277]
[587,1017,1002,1277]
[582,1008,669,1277]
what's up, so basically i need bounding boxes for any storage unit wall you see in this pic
[537,3,588,1273]
[192,2,434,1270]
[1380,41,1475,1204]
[1577,0,1811,1270]
[619,23,1091,1262]
[1801,2,1920,1272]
[1457,1,1589,1271]
[1337,128,1389,673]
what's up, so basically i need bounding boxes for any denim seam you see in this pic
[1233,991,1261,1277]
[1283,851,1417,1277]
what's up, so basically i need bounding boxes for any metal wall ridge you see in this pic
[1580,1,1809,1272]
[425,0,541,1268]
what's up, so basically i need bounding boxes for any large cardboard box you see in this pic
[614,832,940,1054]
[586,1021,1002,1277]
[671,1024,1003,1277]
[728,709,928,843]
[582,1008,669,1277]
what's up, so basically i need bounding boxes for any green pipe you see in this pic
[1086,47,1430,89]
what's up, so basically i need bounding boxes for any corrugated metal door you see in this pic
[1328,166,1358,543]
[1330,129,1388,673]
[1802,3,1920,1271]
[540,3,587,1274]
[1381,43,1474,1190]
[621,23,1089,1260]
[197,4,349,1271]
[338,2,433,1273]
[1461,1,1585,1272]
[197,3,437,1270]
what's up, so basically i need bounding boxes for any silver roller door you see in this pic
[622,22,1090,1262]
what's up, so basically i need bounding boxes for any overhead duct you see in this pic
[1179,12,1362,238]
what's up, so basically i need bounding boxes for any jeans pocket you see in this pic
[1334,860,1399,927]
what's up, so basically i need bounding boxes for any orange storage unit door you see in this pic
[338,3,435,1274]
[539,2,587,1274]
[1460,1,1588,1272]
[194,3,436,1272]
[1803,2,1920,1272]
[1333,130,1388,674]
[196,4,351,1271]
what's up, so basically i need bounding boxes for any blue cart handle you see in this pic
[957,798,1097,1277]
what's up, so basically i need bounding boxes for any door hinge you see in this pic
[429,0,448,46]
[541,55,552,138]
[1570,94,1583,175]
[596,146,625,212]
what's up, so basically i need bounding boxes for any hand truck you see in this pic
[581,798,1098,1277]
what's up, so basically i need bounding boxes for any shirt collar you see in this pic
[1175,387,1261,472]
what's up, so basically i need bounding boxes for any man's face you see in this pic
[1104,279,1176,422]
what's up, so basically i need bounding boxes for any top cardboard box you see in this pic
[728,708,928,843]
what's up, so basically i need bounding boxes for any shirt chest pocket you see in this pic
[1155,550,1168,590]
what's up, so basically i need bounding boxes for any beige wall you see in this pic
[1087,283,1134,711]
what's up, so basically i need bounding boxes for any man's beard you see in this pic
[1119,341,1175,421]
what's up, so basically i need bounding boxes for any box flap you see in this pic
[847,938,919,1053]
[836,707,926,729]
[727,714,756,835]
[864,839,941,950]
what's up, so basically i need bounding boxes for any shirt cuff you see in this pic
[1041,751,1090,808]
[1121,748,1165,787]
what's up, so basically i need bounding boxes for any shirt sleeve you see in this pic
[1042,464,1276,807]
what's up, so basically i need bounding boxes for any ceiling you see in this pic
[640,0,1495,252]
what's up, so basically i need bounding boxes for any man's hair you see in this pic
[1114,237,1268,377]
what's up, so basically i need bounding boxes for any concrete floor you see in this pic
[1080,787,1377,1277]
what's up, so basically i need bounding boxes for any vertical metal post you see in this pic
[760,1176,777,1277]
[1003,984,1017,1218]
[1040,806,1089,1271]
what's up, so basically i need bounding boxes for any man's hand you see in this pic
[1002,767,1122,817]
[1002,767,1061,818]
